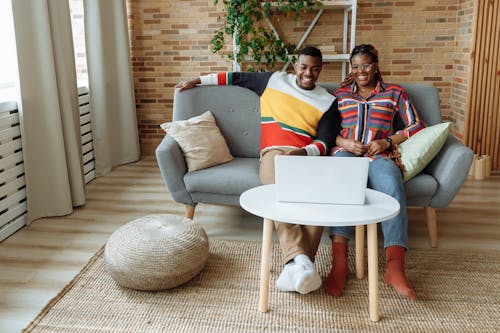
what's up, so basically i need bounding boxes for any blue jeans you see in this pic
[329,152,408,249]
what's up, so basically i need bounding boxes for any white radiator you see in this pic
[78,86,95,184]
[0,86,95,241]
[0,101,27,241]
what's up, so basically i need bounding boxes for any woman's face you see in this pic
[350,54,378,88]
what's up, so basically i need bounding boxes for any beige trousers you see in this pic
[259,148,324,264]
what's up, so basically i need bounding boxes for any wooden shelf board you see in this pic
[242,53,349,63]
[322,53,350,61]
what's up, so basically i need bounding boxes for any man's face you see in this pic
[294,55,322,90]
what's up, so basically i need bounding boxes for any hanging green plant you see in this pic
[211,0,323,71]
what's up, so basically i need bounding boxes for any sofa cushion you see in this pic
[399,122,450,182]
[174,86,261,158]
[184,157,261,196]
[161,111,233,172]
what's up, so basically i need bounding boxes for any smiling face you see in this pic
[350,53,378,89]
[294,54,322,90]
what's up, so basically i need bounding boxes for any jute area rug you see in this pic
[23,240,499,333]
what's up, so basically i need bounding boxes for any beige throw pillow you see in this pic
[160,111,233,172]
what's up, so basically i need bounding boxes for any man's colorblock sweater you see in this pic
[200,71,340,155]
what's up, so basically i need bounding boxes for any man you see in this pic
[176,46,340,294]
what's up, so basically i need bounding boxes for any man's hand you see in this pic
[175,78,200,91]
[365,139,390,156]
[285,148,307,156]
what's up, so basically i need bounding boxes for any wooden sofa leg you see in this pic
[424,207,438,248]
[185,205,196,220]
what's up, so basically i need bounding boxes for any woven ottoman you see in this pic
[104,214,209,291]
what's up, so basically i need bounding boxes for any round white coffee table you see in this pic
[240,185,400,322]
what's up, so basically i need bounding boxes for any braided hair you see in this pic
[340,44,384,87]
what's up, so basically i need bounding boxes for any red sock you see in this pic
[324,242,349,297]
[384,246,417,300]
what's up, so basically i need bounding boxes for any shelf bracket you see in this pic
[280,8,325,72]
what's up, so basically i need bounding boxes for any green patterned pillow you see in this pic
[399,122,450,182]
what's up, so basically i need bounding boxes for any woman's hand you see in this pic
[337,137,367,156]
[365,139,390,156]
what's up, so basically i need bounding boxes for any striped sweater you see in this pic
[333,82,425,158]
[199,71,340,155]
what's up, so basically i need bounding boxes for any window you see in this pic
[0,0,18,103]
[69,0,88,88]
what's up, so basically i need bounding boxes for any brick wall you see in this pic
[127,0,229,154]
[127,0,475,155]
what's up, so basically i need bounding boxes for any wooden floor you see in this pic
[0,156,499,333]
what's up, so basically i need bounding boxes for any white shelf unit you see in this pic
[233,0,357,80]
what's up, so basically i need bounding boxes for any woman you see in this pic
[325,44,424,300]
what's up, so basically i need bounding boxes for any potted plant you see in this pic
[211,0,323,71]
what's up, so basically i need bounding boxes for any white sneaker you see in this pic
[293,254,322,294]
[276,262,301,292]
[293,254,315,270]
[275,255,322,294]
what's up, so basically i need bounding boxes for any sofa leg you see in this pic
[424,207,438,248]
[185,205,196,220]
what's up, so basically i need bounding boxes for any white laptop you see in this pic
[274,155,369,205]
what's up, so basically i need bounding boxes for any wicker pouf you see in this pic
[104,214,209,291]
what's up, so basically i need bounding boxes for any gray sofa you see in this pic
[156,83,474,247]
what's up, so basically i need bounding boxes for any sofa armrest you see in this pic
[424,134,474,208]
[155,135,195,206]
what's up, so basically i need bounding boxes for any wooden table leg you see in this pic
[258,218,273,312]
[367,223,380,322]
[355,225,365,279]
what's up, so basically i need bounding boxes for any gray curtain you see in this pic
[12,0,86,224]
[83,0,140,176]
